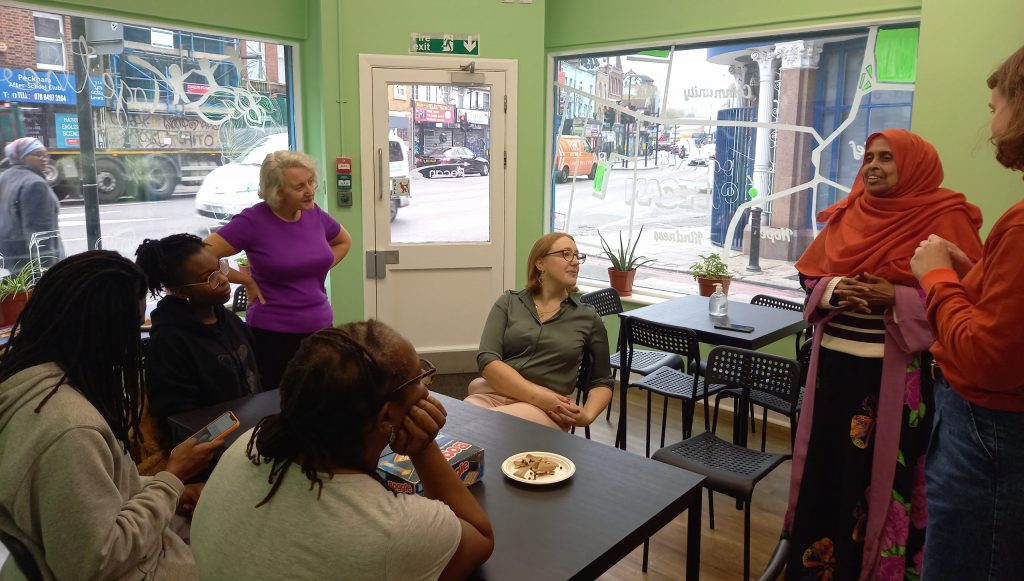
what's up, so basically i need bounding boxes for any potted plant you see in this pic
[598,225,654,297]
[235,255,250,276]
[0,261,41,326]
[690,253,732,297]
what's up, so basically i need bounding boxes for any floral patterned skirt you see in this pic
[785,348,930,581]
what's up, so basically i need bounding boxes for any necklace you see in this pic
[535,302,560,317]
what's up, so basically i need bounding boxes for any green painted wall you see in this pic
[32,0,307,39]
[913,0,1024,236]
[545,0,921,52]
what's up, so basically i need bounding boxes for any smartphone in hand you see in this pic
[192,411,240,443]
[714,322,755,333]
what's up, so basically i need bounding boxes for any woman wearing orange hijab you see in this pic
[782,129,984,580]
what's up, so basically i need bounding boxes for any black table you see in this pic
[620,295,805,351]
[617,294,806,450]
[169,391,706,581]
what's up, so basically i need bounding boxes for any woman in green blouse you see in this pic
[466,232,614,430]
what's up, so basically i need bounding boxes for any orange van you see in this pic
[555,135,598,183]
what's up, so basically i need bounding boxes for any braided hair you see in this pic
[246,321,412,507]
[0,251,148,456]
[134,234,206,298]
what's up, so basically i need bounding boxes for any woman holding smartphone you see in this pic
[0,251,221,579]
[911,45,1024,580]
[191,321,494,580]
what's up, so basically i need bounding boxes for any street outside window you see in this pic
[551,25,919,298]
[0,3,296,295]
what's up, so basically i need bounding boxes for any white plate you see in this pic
[501,451,576,485]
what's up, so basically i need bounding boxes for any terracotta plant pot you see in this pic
[238,265,251,276]
[696,277,731,297]
[608,268,637,297]
[0,291,31,327]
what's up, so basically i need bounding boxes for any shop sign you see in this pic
[55,113,80,149]
[0,68,104,106]
[414,101,455,123]
[185,83,209,95]
[463,109,489,125]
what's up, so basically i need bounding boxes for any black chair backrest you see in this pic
[750,294,803,313]
[232,285,247,313]
[575,350,593,394]
[704,345,802,414]
[580,287,624,318]
[624,318,700,374]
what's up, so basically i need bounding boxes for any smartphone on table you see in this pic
[714,322,755,333]
[192,411,241,443]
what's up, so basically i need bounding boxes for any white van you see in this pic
[195,133,410,223]
[388,133,411,222]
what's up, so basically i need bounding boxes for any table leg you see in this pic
[686,489,702,581]
[616,321,629,450]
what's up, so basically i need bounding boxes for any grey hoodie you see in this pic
[0,363,195,580]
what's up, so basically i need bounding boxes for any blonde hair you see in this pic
[526,232,579,294]
[259,150,318,208]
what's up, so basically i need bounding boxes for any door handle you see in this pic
[365,250,399,279]
[377,148,384,201]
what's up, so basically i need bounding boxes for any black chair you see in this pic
[711,294,805,445]
[750,294,806,353]
[232,285,247,313]
[711,338,810,452]
[650,346,801,581]
[579,288,682,424]
[570,351,593,440]
[617,318,725,456]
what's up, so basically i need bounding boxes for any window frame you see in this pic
[545,21,921,296]
[33,11,66,71]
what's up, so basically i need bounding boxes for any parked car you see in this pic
[196,133,410,223]
[414,146,489,178]
[554,135,597,183]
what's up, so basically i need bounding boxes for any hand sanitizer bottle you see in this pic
[709,283,728,317]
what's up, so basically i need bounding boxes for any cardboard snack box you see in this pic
[377,433,484,495]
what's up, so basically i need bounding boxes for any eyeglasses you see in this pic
[180,258,230,289]
[26,151,49,159]
[391,358,437,394]
[542,249,587,263]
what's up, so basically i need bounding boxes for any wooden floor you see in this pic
[574,385,793,581]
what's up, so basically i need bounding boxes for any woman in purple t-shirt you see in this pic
[204,150,352,390]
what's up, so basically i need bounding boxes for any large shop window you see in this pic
[551,25,919,296]
[0,4,295,284]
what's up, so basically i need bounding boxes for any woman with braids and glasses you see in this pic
[135,235,261,451]
[466,232,614,431]
[191,321,494,580]
[0,251,221,580]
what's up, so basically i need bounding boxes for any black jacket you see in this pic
[145,296,262,426]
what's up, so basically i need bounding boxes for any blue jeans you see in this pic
[923,377,1024,580]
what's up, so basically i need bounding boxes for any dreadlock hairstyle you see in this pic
[0,251,148,457]
[134,234,207,298]
[245,321,412,507]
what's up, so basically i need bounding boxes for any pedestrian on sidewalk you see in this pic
[0,137,64,271]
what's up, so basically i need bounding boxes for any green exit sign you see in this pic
[410,33,480,56]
